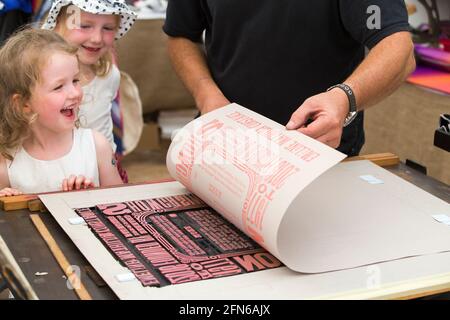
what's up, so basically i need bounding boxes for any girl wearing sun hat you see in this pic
[42,0,137,182]
[42,0,136,40]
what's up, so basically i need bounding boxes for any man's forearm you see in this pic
[167,36,229,113]
[345,31,416,110]
[285,31,416,148]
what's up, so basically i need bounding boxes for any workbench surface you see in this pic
[0,162,448,300]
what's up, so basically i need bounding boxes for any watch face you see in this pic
[344,111,358,127]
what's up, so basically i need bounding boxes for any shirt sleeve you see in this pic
[163,0,207,43]
[339,0,410,49]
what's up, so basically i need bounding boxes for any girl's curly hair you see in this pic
[0,27,78,160]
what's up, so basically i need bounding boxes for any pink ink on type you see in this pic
[76,194,282,288]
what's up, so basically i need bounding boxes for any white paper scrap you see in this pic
[68,217,85,225]
[359,175,384,184]
[432,214,450,223]
[115,273,136,283]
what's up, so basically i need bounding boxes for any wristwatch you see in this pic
[327,83,358,127]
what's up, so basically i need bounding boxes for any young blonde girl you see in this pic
[42,0,137,182]
[0,28,123,196]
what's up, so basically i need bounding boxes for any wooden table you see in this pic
[0,161,448,300]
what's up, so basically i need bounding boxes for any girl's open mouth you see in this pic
[82,45,101,53]
[60,106,75,118]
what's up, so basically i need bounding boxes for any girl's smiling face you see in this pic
[27,51,82,133]
[60,10,118,66]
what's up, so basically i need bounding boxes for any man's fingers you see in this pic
[286,101,316,130]
[298,116,330,139]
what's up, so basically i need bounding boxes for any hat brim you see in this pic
[42,0,137,40]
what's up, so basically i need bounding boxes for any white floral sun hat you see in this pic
[42,0,137,39]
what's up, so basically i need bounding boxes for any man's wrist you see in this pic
[328,87,350,117]
[194,78,216,112]
[195,86,230,114]
[328,84,357,112]
[327,83,358,127]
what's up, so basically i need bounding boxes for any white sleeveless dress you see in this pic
[7,128,99,194]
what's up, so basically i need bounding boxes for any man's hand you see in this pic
[0,188,22,197]
[286,88,349,148]
[62,175,95,191]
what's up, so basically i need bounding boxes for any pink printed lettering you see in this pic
[97,203,131,216]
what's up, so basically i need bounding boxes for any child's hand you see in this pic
[62,175,95,191]
[0,188,23,197]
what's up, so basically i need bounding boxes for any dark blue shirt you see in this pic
[163,0,410,155]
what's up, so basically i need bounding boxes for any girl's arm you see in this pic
[0,155,22,196]
[92,131,124,187]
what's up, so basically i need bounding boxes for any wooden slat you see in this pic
[0,195,38,211]
[344,152,400,167]
[28,199,47,212]
[30,214,92,300]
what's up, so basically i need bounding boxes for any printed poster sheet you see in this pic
[167,103,346,271]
